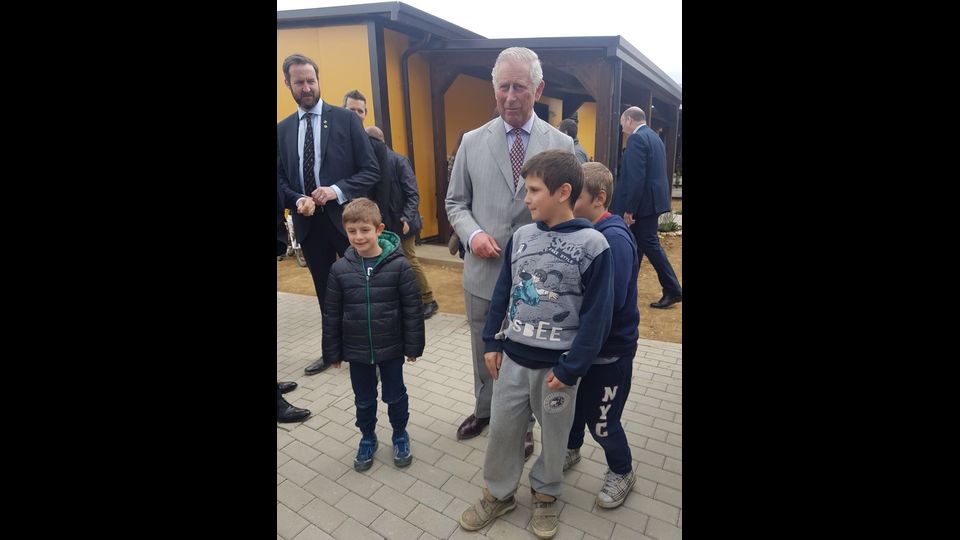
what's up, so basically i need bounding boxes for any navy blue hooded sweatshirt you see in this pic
[594,213,640,358]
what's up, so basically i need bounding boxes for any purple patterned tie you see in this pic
[509,128,525,192]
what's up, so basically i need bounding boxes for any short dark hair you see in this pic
[558,118,578,139]
[343,89,366,107]
[342,197,382,227]
[520,150,583,209]
[282,54,319,82]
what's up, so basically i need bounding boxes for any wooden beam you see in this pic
[648,96,678,183]
[430,65,453,243]
[574,58,623,178]
[561,97,588,120]
[608,59,623,181]
[569,58,622,174]
[568,59,605,101]
[367,21,392,147]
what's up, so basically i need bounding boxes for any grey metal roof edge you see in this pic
[426,35,621,51]
[276,5,680,100]
[391,2,484,39]
[277,2,394,21]
[428,35,680,101]
[615,36,681,100]
[277,2,483,40]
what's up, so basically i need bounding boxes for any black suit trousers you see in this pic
[630,214,682,297]
[300,208,351,312]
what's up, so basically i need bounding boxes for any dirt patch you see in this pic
[278,214,682,343]
[276,257,321,296]
[278,239,682,343]
[636,234,682,343]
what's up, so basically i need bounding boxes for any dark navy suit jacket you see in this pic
[610,124,671,218]
[277,101,379,240]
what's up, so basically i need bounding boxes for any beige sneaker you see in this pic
[459,487,517,531]
[531,490,559,539]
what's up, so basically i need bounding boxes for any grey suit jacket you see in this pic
[445,115,576,300]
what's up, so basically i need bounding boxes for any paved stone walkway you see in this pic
[278,292,681,540]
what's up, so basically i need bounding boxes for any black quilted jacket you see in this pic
[322,230,425,364]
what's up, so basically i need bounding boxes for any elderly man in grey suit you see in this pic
[445,47,575,456]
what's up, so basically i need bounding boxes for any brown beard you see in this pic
[293,88,316,108]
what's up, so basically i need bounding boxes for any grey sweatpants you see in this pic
[484,352,579,499]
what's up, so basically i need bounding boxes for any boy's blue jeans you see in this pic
[349,357,409,438]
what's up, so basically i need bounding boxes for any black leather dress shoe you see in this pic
[278,397,311,423]
[524,431,534,461]
[650,294,682,309]
[423,301,439,320]
[278,382,297,394]
[304,359,330,375]
[456,414,490,440]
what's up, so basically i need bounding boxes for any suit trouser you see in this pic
[484,352,579,499]
[629,214,682,297]
[465,291,494,418]
[465,291,535,431]
[400,235,434,304]
[301,212,351,313]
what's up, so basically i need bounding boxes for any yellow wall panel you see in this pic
[383,28,438,237]
[538,95,563,127]
[277,26,374,127]
[383,28,408,157]
[444,74,496,156]
[577,102,597,161]
[407,52,437,237]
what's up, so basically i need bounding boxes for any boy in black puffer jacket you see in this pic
[322,198,425,471]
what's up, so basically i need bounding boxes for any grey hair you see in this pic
[622,106,646,122]
[491,47,543,90]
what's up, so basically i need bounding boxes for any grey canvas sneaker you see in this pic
[596,468,636,508]
[563,447,581,472]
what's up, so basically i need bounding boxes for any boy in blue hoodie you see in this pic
[459,150,614,540]
[564,162,641,508]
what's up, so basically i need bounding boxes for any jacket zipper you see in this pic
[361,256,375,364]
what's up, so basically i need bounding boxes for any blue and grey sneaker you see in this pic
[392,431,412,468]
[354,436,378,471]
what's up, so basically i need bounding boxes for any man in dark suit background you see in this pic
[609,106,682,309]
[278,177,311,423]
[278,54,380,375]
[342,90,438,319]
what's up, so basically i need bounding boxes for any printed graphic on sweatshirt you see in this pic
[509,269,562,320]
[508,232,594,342]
